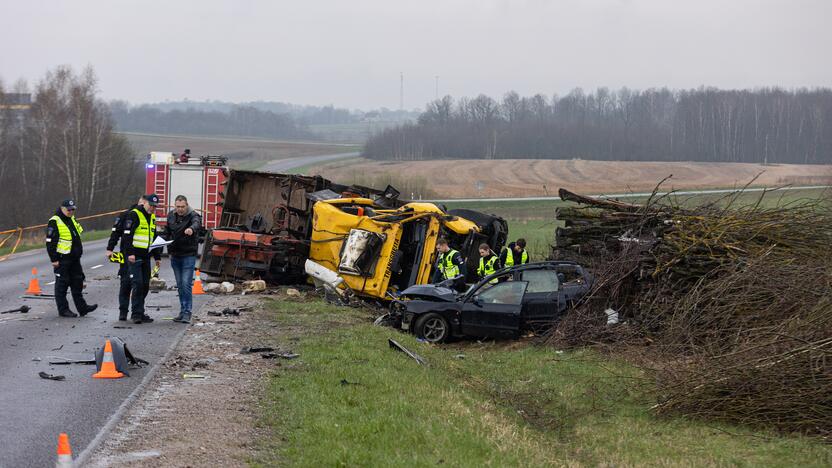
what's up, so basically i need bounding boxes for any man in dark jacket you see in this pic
[106,197,142,321]
[45,199,97,318]
[122,194,162,324]
[164,195,202,323]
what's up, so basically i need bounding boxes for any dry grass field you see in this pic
[121,132,358,169]
[308,158,832,198]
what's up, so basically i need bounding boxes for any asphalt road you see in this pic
[0,239,209,468]
[260,151,359,173]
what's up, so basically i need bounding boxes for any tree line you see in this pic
[0,66,139,230]
[109,103,312,140]
[363,88,832,165]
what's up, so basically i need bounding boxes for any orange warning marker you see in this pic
[93,339,125,379]
[192,269,205,295]
[25,267,43,295]
[56,432,73,467]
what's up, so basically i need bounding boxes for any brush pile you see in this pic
[549,183,832,439]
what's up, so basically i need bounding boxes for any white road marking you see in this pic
[91,264,103,270]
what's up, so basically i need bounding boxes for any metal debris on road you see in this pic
[182,373,206,379]
[38,371,65,381]
[241,346,275,354]
[0,305,30,314]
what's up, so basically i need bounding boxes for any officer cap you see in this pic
[60,199,76,209]
[142,193,160,206]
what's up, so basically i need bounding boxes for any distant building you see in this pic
[361,111,381,123]
[0,93,31,123]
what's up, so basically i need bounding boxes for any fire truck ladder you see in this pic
[205,169,220,228]
[154,164,167,215]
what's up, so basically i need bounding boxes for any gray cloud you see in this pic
[2,0,829,109]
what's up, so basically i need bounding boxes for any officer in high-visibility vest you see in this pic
[500,238,530,267]
[433,237,466,291]
[45,199,98,318]
[106,197,143,321]
[476,243,501,283]
[122,194,162,324]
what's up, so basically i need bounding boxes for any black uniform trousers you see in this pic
[117,261,132,317]
[54,258,88,314]
[128,256,152,319]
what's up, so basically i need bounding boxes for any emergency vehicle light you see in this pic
[146,164,155,169]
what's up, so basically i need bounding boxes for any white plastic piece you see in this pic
[605,308,619,325]
[305,259,344,289]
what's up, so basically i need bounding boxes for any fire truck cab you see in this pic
[145,150,227,230]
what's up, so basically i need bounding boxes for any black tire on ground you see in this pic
[414,313,450,343]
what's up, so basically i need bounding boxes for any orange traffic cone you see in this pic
[192,269,205,295]
[93,340,125,379]
[56,432,73,467]
[26,267,42,295]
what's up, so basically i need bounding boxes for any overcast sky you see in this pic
[2,0,830,110]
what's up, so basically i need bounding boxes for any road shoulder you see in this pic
[86,294,276,467]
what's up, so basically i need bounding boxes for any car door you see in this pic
[460,281,527,338]
[519,269,561,330]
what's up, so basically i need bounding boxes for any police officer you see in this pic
[433,237,466,291]
[106,197,143,321]
[46,199,98,318]
[476,243,501,283]
[500,238,530,267]
[122,194,162,324]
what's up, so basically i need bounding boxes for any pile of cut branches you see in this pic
[548,181,832,438]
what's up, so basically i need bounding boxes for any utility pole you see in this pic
[399,72,404,111]
[435,75,439,100]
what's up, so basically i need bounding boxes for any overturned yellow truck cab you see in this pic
[309,199,484,299]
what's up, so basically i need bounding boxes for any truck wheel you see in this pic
[415,313,450,343]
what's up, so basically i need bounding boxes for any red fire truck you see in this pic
[144,150,228,229]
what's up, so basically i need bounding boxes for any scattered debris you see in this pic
[149,277,166,291]
[219,282,235,294]
[39,371,65,381]
[182,373,206,379]
[207,311,222,316]
[221,308,240,316]
[49,358,96,365]
[215,320,236,324]
[241,346,274,354]
[0,305,30,314]
[203,282,221,293]
[51,344,64,351]
[286,288,301,297]
[113,326,132,329]
[388,338,427,366]
[453,354,466,360]
[241,280,266,294]
[192,358,215,369]
[32,357,42,362]
[340,379,361,386]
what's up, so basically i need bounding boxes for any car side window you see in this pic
[522,270,559,293]
[476,281,527,305]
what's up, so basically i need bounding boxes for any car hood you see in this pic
[398,284,458,302]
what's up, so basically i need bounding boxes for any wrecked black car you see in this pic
[385,261,593,343]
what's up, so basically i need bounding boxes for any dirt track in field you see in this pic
[309,158,832,198]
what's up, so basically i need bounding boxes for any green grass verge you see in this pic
[255,298,832,467]
[0,229,111,257]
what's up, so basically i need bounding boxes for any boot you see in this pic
[79,304,98,317]
[133,314,154,324]
[58,310,78,318]
[118,310,128,321]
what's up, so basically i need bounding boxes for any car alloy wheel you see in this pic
[418,313,449,343]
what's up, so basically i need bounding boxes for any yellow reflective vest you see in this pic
[131,208,156,249]
[504,248,528,267]
[49,215,83,254]
[477,255,499,283]
[438,249,461,280]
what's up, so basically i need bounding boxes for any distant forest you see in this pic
[110,100,421,141]
[363,88,832,165]
[109,102,312,139]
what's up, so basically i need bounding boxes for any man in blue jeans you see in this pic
[164,195,202,323]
